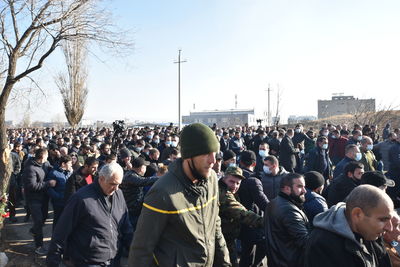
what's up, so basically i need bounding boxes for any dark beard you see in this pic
[189,160,207,181]
[290,192,305,204]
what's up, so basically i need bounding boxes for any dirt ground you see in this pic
[1,206,129,267]
[1,207,52,267]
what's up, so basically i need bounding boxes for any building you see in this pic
[287,115,317,125]
[182,109,257,127]
[318,95,375,119]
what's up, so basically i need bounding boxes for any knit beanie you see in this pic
[180,123,220,159]
[304,171,325,190]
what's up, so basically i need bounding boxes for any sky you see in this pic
[5,0,400,124]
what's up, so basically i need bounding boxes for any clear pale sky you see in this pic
[6,0,400,124]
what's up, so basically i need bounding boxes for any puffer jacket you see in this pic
[23,158,51,201]
[260,167,289,200]
[45,166,72,207]
[129,158,231,267]
[120,170,158,216]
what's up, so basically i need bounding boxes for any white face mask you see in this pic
[322,144,328,150]
[263,165,272,174]
[367,144,373,151]
[259,150,268,158]
[171,141,178,147]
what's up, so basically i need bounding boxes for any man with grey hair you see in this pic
[47,162,132,267]
[305,185,393,267]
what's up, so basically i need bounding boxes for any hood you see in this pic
[313,202,358,244]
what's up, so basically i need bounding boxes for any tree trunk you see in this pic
[0,106,12,227]
[0,79,15,226]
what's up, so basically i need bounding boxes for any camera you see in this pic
[112,120,126,134]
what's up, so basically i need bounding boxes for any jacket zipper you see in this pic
[199,197,209,262]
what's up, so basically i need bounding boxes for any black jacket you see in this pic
[279,135,297,172]
[305,203,391,267]
[326,174,360,207]
[120,170,158,216]
[238,168,269,243]
[46,181,133,266]
[22,158,51,201]
[64,166,94,203]
[304,146,332,179]
[264,192,310,267]
[260,166,289,200]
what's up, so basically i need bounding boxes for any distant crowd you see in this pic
[3,121,400,267]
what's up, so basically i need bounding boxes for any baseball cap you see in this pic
[223,150,236,161]
[361,171,395,188]
[240,150,256,165]
[225,166,245,180]
[132,157,150,168]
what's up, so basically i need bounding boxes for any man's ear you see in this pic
[351,207,364,222]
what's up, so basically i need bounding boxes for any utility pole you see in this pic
[235,94,238,109]
[265,84,272,126]
[174,49,186,131]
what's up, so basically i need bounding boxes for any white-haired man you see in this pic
[47,162,132,267]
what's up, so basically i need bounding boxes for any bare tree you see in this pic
[0,0,132,220]
[56,38,88,128]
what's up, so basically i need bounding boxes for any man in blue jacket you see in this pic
[46,162,132,267]
[45,155,73,229]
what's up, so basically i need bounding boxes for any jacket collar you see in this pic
[169,158,209,197]
[278,191,304,209]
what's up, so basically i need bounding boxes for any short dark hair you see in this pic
[280,173,303,189]
[84,157,99,167]
[105,154,117,161]
[149,148,159,156]
[35,148,48,160]
[345,144,358,154]
[264,155,278,165]
[344,161,364,176]
[59,155,72,165]
[99,143,109,151]
[317,136,327,143]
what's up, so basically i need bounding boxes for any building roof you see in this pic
[188,109,255,116]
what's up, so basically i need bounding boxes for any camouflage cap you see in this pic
[225,166,245,180]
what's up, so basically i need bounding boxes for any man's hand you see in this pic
[48,180,57,187]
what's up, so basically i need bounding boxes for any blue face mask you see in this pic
[165,141,172,146]
[259,150,268,158]
[263,166,272,174]
[228,163,236,168]
[322,144,328,150]
[355,152,362,161]
[153,139,160,144]
[147,135,153,139]
[367,144,373,151]
[171,141,178,147]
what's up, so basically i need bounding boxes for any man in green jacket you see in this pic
[218,166,263,266]
[129,123,231,267]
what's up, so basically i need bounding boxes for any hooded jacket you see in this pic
[128,158,231,267]
[305,203,391,267]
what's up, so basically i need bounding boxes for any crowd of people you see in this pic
[3,121,400,267]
